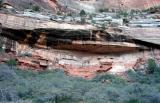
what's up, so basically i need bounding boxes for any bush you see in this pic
[0,64,17,81]
[147,59,157,74]
[142,5,160,13]
[123,83,160,103]
[56,11,62,15]
[70,81,98,101]
[0,65,20,102]
[0,0,2,4]
[99,8,109,12]
[100,24,107,30]
[35,90,72,103]
[126,70,151,84]
[31,5,40,12]
[0,36,3,51]
[84,86,122,103]
[6,59,17,66]
[79,10,86,16]
[92,73,126,86]
[1,63,160,103]
[116,11,129,18]
[80,17,86,24]
[0,0,2,6]
[0,88,19,102]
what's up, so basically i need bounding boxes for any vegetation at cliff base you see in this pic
[0,59,160,103]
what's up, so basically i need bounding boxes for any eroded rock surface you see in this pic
[15,44,160,78]
[0,12,160,78]
[56,0,160,12]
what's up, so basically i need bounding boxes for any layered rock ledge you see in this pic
[0,12,160,78]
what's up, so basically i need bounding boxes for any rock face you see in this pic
[0,13,95,30]
[103,0,160,10]
[0,12,160,78]
[2,0,57,12]
[33,0,57,12]
[55,0,160,12]
[2,0,160,13]
[0,13,147,53]
[15,44,160,78]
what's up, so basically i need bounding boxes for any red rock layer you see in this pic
[15,44,160,79]
[33,0,58,12]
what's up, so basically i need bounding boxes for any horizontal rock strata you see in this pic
[0,13,160,78]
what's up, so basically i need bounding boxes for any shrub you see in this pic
[35,94,56,103]
[116,11,129,18]
[142,5,160,13]
[56,11,62,15]
[0,36,3,51]
[147,59,157,74]
[70,81,98,101]
[122,83,160,103]
[80,17,86,24]
[35,90,72,103]
[79,10,86,16]
[92,73,126,86]
[99,8,109,12]
[6,59,17,66]
[0,65,20,101]
[0,0,2,6]
[100,24,107,30]
[142,92,160,103]
[0,88,19,102]
[84,86,122,103]
[31,5,40,12]
[0,0,2,4]
[1,63,160,103]
[127,69,153,84]
[0,64,17,82]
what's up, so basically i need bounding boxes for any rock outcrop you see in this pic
[0,13,147,53]
[2,0,57,12]
[0,12,160,78]
[3,0,160,13]
[103,0,160,10]
[1,0,160,13]
[55,0,160,12]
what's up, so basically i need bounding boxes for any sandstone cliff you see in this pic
[1,12,160,78]
[55,0,160,12]
[2,0,160,13]
[0,0,160,78]
[2,0,57,12]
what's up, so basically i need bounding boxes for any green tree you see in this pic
[80,10,86,16]
[0,0,2,4]
[32,5,40,12]
[56,11,62,15]
[80,17,86,24]
[147,59,157,74]
[0,0,3,8]
[99,8,109,12]
[6,59,17,69]
[116,10,129,18]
